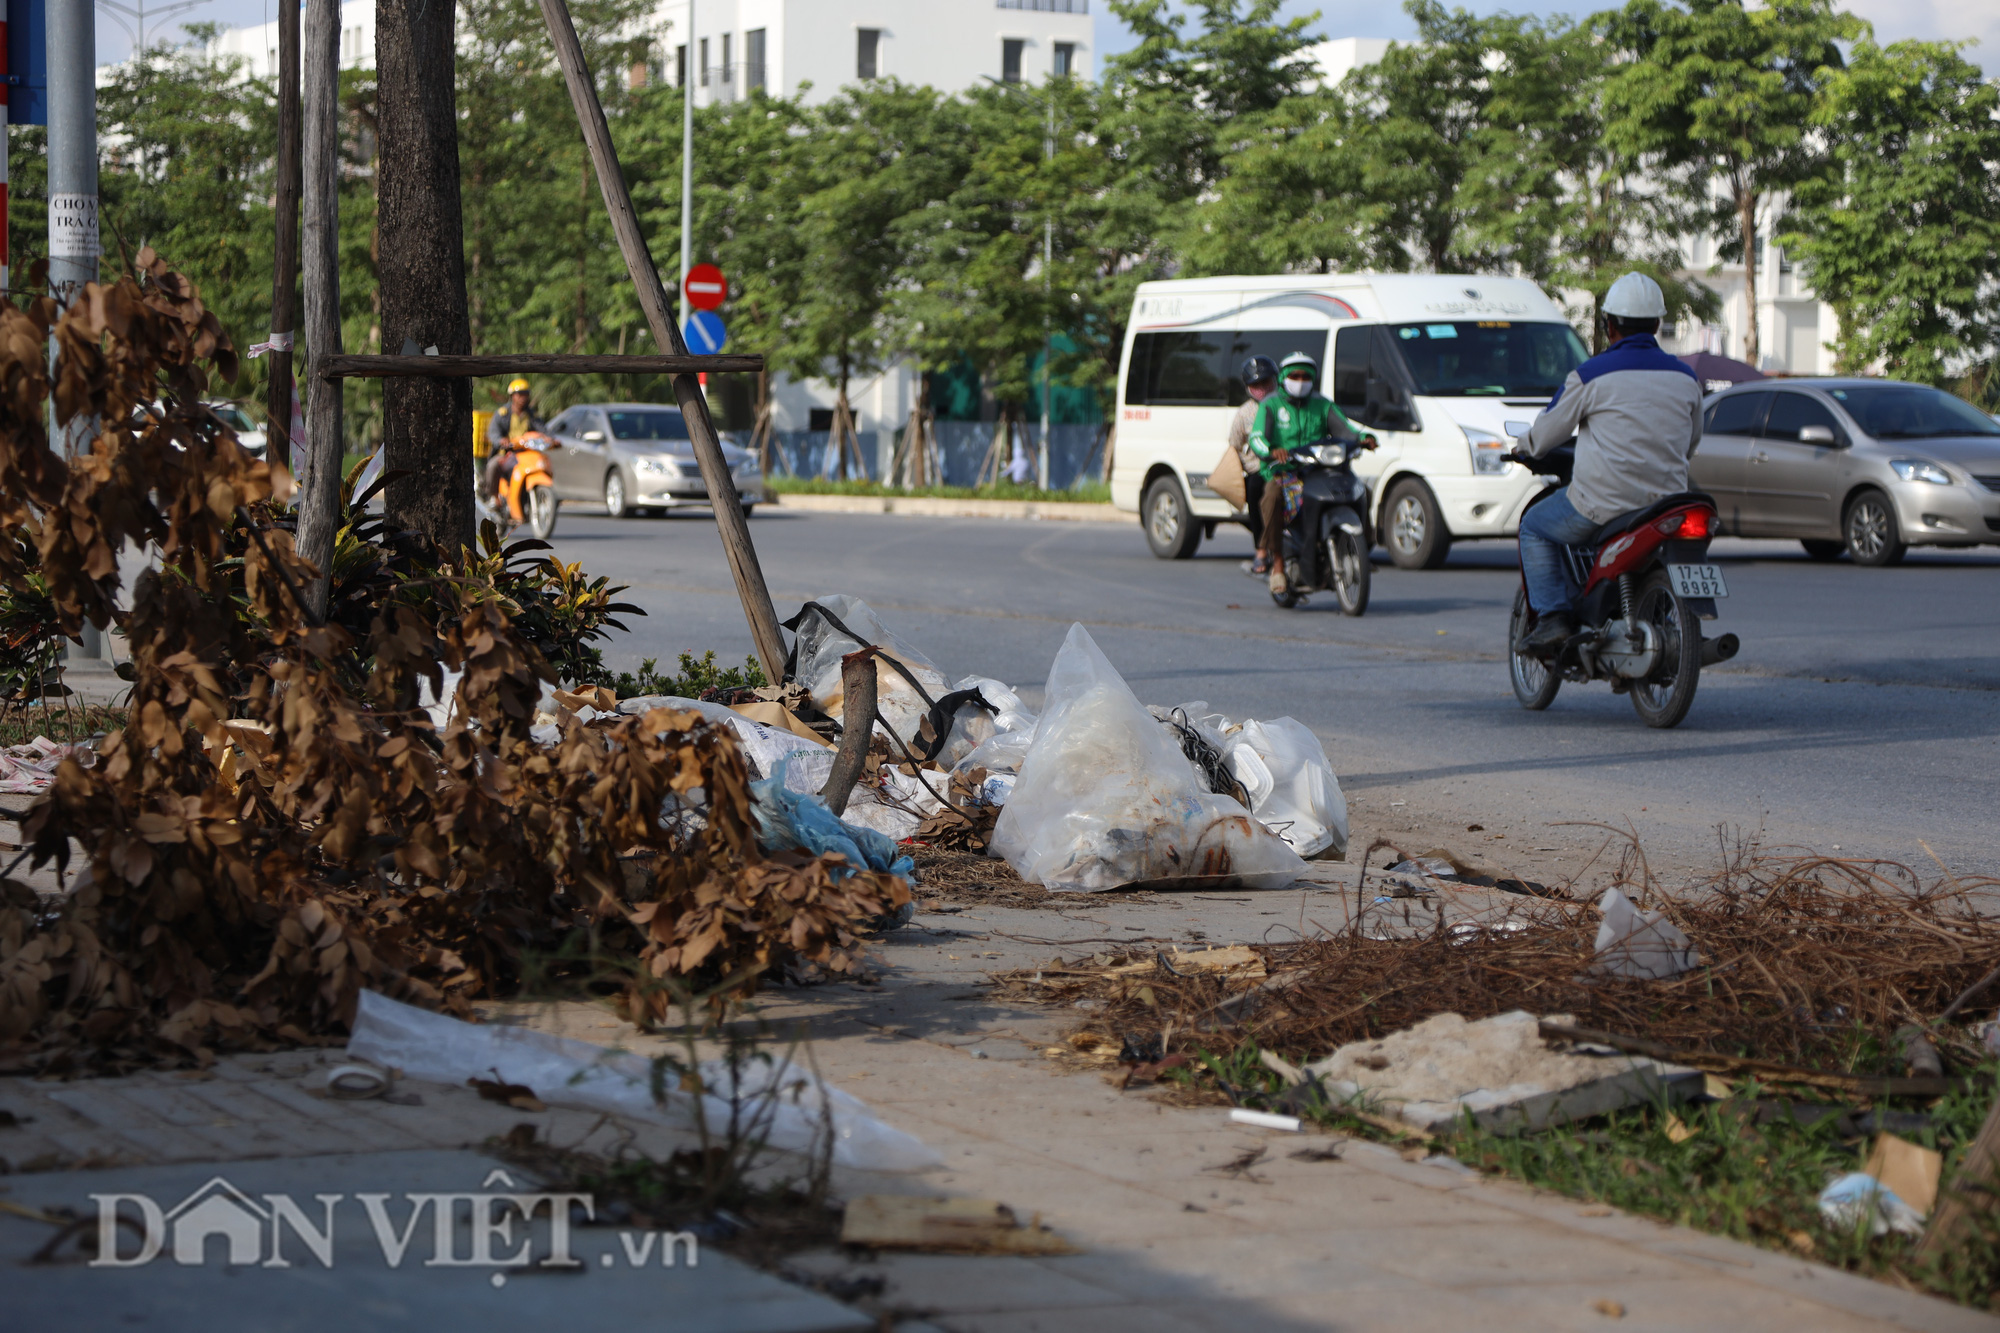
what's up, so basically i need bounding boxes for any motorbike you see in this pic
[479,431,561,539]
[1507,442,1739,729]
[1270,434,1374,616]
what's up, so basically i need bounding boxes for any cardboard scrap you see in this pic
[1104,945,1265,981]
[840,1195,1078,1255]
[1865,1132,1942,1217]
[729,700,833,746]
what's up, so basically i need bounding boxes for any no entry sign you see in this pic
[683,263,727,311]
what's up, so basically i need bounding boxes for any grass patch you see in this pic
[766,476,1112,505]
[1162,1042,2000,1308]
[0,702,128,747]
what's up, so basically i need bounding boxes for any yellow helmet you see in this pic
[507,378,531,394]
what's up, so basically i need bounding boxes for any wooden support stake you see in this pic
[296,0,345,615]
[820,650,878,817]
[264,0,302,472]
[1917,1090,2000,1264]
[318,352,764,380]
[536,0,787,683]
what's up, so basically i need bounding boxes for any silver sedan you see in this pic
[1691,378,2000,565]
[543,402,764,518]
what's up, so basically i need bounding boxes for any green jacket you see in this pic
[1248,395,1358,479]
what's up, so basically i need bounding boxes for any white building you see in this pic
[206,0,1092,100]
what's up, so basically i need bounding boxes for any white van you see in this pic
[1110,273,1588,568]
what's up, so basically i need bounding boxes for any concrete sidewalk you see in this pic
[772,493,1127,525]
[3,874,1988,1332]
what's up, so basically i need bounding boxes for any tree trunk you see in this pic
[265,0,302,473]
[901,373,932,489]
[978,405,1011,487]
[375,0,474,555]
[751,369,777,474]
[1738,186,1760,369]
[296,0,346,615]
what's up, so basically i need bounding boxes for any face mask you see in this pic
[1284,376,1314,400]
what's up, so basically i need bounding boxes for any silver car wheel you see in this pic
[1848,498,1887,558]
[1391,494,1426,553]
[1148,490,1182,547]
[604,470,629,518]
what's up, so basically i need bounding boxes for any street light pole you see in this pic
[1040,89,1052,492]
[49,0,101,658]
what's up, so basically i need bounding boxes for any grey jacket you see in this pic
[1523,334,1703,524]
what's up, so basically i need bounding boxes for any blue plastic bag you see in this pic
[749,754,916,884]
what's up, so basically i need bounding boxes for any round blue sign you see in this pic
[683,310,728,355]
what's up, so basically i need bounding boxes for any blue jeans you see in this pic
[1517,486,1601,614]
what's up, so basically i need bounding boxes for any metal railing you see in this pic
[997,0,1087,12]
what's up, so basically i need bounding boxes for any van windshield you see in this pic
[1389,322,1586,398]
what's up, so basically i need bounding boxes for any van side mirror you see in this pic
[1797,424,1836,446]
[1371,401,1415,433]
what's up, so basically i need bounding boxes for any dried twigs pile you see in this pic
[1005,851,2000,1077]
[0,253,904,1074]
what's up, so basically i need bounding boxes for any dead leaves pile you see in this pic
[0,253,905,1074]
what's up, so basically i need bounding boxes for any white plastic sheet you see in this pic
[346,990,940,1173]
[990,624,1306,892]
[792,595,950,749]
[616,694,826,780]
[1590,888,1702,979]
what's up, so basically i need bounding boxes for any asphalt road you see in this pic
[543,504,2000,881]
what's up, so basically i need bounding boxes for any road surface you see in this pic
[542,505,2000,882]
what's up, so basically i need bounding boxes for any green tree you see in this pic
[1780,39,2000,384]
[1605,0,1858,367]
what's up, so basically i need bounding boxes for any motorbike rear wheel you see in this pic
[1627,569,1701,728]
[527,484,560,540]
[1508,588,1561,711]
[1328,528,1370,616]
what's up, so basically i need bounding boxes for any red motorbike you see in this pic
[1508,443,1739,729]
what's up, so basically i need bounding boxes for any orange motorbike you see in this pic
[482,431,560,539]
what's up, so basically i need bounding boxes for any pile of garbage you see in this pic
[609,595,1348,894]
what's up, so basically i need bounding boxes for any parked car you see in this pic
[1691,378,2000,565]
[203,401,267,457]
[542,402,763,518]
[1111,272,1587,567]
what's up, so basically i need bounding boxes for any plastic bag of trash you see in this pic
[1818,1172,1925,1237]
[617,694,826,781]
[1590,888,1701,980]
[347,990,940,1173]
[1223,718,1348,859]
[750,754,915,881]
[929,676,1037,769]
[788,596,951,750]
[991,624,1306,892]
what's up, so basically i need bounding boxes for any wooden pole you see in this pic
[319,351,763,379]
[297,0,345,615]
[264,0,302,473]
[1916,1090,2000,1264]
[536,0,786,683]
[819,650,877,816]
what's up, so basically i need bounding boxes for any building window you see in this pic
[676,44,687,88]
[809,408,835,432]
[857,28,880,80]
[700,37,709,86]
[721,33,732,82]
[1053,41,1074,76]
[746,28,766,91]
[1002,38,1023,83]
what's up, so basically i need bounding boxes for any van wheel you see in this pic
[1143,476,1201,559]
[1384,479,1452,569]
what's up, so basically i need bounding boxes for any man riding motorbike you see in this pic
[1514,273,1704,654]
[1248,351,1373,595]
[483,377,547,505]
[1227,355,1281,574]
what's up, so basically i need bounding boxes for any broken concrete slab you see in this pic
[1,1149,869,1333]
[1306,1010,1700,1134]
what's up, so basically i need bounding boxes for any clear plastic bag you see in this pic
[990,624,1306,892]
[791,595,950,751]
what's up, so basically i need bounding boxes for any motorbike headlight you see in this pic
[1890,458,1953,485]
[1464,426,1511,475]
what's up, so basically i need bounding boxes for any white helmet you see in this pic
[1602,272,1667,320]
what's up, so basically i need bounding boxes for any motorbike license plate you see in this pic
[1668,563,1728,598]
